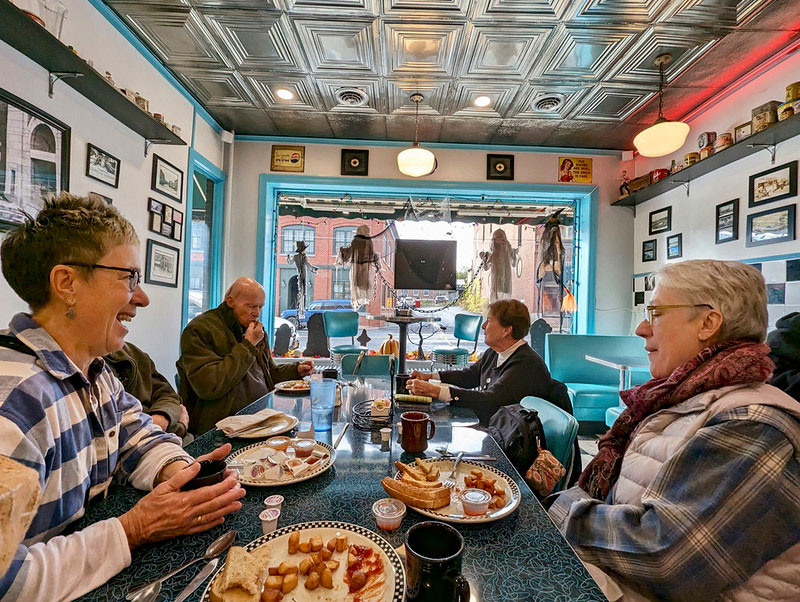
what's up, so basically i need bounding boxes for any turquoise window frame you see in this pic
[182,148,226,327]
[257,174,597,337]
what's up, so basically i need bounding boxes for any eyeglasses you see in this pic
[64,263,142,292]
[645,304,713,324]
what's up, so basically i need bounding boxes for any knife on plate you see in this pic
[174,558,219,602]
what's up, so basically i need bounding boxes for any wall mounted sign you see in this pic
[487,154,514,180]
[271,145,305,172]
[341,149,368,176]
[557,157,592,183]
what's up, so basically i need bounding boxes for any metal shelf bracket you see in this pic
[747,142,777,164]
[144,138,174,157]
[673,179,690,197]
[48,71,82,97]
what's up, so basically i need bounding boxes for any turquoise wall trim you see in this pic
[255,174,599,336]
[182,148,227,328]
[236,135,623,157]
[87,0,222,134]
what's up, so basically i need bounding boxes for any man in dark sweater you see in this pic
[408,299,572,425]
[768,311,800,402]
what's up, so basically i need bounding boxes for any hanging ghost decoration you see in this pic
[535,209,574,331]
[479,229,519,304]
[288,239,318,319]
[336,225,379,308]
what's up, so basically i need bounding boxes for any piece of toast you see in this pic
[381,477,450,509]
[400,473,442,488]
[212,545,270,602]
[209,581,260,602]
[415,458,440,481]
[0,456,42,575]
[394,461,428,483]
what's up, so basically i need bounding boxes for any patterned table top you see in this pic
[74,379,604,601]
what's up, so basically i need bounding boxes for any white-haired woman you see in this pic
[549,260,800,601]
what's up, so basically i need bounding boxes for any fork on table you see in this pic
[442,452,464,489]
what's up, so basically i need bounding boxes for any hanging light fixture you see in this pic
[397,93,437,177]
[633,53,690,158]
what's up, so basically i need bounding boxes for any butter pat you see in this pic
[371,398,391,417]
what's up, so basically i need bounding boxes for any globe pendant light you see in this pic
[633,53,690,158]
[397,93,437,177]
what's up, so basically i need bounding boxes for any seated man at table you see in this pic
[177,277,314,435]
[767,311,800,402]
[106,341,192,444]
[407,299,572,424]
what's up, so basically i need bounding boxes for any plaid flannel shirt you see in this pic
[549,405,800,601]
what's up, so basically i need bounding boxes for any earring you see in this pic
[65,298,75,320]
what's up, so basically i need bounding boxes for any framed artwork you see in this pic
[642,239,657,262]
[88,192,112,204]
[151,154,183,202]
[487,154,514,180]
[0,87,70,230]
[271,145,305,173]
[715,199,739,244]
[746,204,796,247]
[341,149,368,176]
[147,197,183,242]
[648,206,672,235]
[666,233,683,259]
[86,143,120,188]
[557,156,592,183]
[749,161,797,208]
[145,239,180,287]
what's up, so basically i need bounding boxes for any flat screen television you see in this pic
[394,239,457,291]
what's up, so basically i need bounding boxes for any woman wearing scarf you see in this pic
[549,260,800,601]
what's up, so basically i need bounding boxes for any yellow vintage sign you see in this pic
[557,157,592,183]
[271,145,305,172]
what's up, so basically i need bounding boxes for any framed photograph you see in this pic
[149,211,162,233]
[715,199,739,244]
[749,161,797,208]
[642,239,657,262]
[173,221,182,242]
[149,198,163,214]
[341,149,368,176]
[666,233,683,259]
[734,121,752,144]
[0,87,70,230]
[270,145,305,173]
[88,192,112,204]
[164,205,173,224]
[145,239,180,287]
[648,206,672,235]
[86,143,120,188]
[151,154,183,202]
[160,221,172,237]
[487,154,514,180]
[746,204,796,247]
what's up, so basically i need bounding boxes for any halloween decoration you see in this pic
[287,239,317,320]
[335,225,379,308]
[535,209,575,332]
[479,229,520,304]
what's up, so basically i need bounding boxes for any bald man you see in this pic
[177,277,314,435]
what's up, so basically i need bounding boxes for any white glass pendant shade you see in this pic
[397,142,436,177]
[633,118,690,157]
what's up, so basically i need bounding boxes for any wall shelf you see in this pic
[613,112,800,207]
[0,0,186,155]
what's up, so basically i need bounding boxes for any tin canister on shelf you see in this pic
[751,100,781,119]
[734,121,752,143]
[700,145,714,160]
[777,100,799,122]
[786,81,800,103]
[630,174,652,192]
[650,169,669,183]
[684,152,700,166]
[715,133,733,151]
[752,110,777,133]
[697,132,716,149]
[134,93,149,113]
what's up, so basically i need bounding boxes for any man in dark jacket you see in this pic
[177,277,314,435]
[768,311,800,402]
[105,342,192,444]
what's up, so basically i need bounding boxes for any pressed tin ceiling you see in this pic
[103,0,800,150]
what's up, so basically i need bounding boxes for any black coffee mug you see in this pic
[182,460,226,491]
[405,521,470,602]
[322,368,338,380]
[395,373,410,395]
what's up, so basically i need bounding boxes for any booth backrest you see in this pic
[545,334,649,386]
[340,353,392,377]
[323,311,359,339]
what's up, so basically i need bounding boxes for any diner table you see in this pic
[74,377,605,601]
[585,354,651,390]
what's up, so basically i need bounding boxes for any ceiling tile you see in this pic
[275,0,379,16]
[459,24,551,79]
[489,118,558,146]
[211,107,280,133]
[382,0,471,18]
[266,110,336,136]
[385,113,443,141]
[471,0,572,23]
[572,83,656,121]
[293,19,379,74]
[508,81,590,119]
[326,112,388,138]
[567,0,673,23]
[177,69,261,107]
[246,74,322,110]
[386,79,451,114]
[438,116,502,142]
[315,77,384,112]
[535,24,638,80]
[383,22,465,75]
[450,81,522,117]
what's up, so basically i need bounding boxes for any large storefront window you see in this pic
[332,266,351,300]
[282,225,315,255]
[187,171,216,321]
[333,226,357,256]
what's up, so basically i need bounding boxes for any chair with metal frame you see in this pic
[340,353,392,378]
[323,311,365,364]
[432,313,483,367]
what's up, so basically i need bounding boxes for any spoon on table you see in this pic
[127,530,236,601]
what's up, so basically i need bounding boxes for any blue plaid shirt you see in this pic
[0,314,186,599]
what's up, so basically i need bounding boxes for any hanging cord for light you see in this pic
[397,93,437,177]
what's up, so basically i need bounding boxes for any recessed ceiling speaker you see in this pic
[334,88,369,107]
[532,93,566,113]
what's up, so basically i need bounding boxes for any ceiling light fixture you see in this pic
[397,93,437,178]
[474,95,491,107]
[633,53,690,158]
[276,88,294,100]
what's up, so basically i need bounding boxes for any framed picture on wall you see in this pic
[270,145,305,173]
[145,239,180,287]
[487,154,514,180]
[715,199,739,244]
[642,239,657,262]
[666,233,683,259]
[0,87,71,230]
[148,197,183,242]
[88,192,112,204]
[151,154,183,203]
[748,161,797,208]
[340,149,368,176]
[86,143,120,188]
[648,206,672,235]
[746,204,796,247]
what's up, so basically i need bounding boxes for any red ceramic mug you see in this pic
[401,411,436,453]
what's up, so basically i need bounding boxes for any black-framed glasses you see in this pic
[64,263,142,292]
[645,304,713,324]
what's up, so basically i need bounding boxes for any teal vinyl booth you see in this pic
[544,334,651,427]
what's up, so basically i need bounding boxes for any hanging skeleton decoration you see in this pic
[288,239,317,319]
[479,229,520,304]
[336,225,379,308]
[535,209,575,332]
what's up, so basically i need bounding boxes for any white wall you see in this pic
[0,0,226,381]
[227,142,635,334]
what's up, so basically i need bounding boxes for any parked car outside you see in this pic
[434,295,448,304]
[273,316,299,350]
[280,299,353,329]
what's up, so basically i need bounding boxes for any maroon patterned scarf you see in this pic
[578,340,774,500]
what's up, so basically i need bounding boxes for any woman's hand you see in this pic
[409,370,432,381]
[407,379,441,398]
[119,460,245,549]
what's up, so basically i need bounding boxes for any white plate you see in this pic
[227,439,335,487]
[200,522,405,602]
[394,459,521,524]
[274,379,310,395]
[233,414,299,439]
